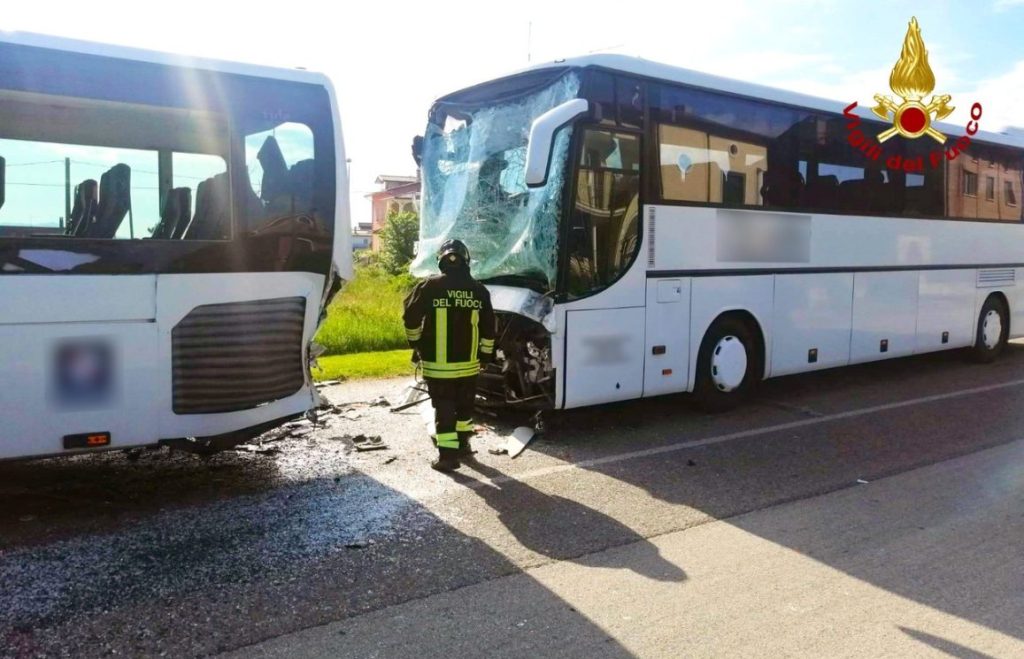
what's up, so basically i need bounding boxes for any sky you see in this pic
[4,0,1024,229]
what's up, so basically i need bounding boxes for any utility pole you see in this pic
[527,21,532,63]
[63,157,71,230]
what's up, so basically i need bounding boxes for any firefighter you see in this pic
[403,239,496,472]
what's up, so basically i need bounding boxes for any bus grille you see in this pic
[172,297,307,414]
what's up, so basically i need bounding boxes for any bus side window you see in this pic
[659,124,710,203]
[168,153,227,240]
[243,122,315,234]
[565,128,641,299]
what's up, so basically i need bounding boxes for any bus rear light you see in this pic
[63,431,111,449]
[662,369,673,376]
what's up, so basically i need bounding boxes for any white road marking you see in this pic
[472,377,1024,489]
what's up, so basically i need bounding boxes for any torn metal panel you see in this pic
[486,284,555,331]
[477,312,554,410]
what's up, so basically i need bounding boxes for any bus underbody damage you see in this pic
[478,312,555,409]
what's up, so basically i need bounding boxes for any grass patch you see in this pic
[312,350,414,382]
[315,265,415,355]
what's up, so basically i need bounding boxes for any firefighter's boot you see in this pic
[431,448,461,473]
[457,432,475,460]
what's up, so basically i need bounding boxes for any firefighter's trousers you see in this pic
[425,376,477,451]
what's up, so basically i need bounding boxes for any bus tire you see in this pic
[693,315,762,413]
[971,295,1009,363]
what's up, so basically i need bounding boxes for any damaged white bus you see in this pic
[412,55,1024,412]
[0,33,351,459]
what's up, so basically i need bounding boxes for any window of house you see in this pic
[964,171,978,197]
[986,176,996,201]
[1007,180,1019,207]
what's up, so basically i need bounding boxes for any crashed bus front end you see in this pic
[476,286,556,409]
[411,68,581,410]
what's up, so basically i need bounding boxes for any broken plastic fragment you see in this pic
[506,426,536,458]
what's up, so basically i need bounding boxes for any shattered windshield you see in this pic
[411,71,581,289]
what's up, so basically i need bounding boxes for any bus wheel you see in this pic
[971,296,1009,363]
[693,315,762,413]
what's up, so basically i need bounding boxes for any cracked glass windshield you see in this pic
[411,70,581,290]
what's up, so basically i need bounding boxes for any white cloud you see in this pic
[951,59,1024,132]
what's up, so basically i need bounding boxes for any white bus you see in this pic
[411,55,1024,412]
[0,33,351,459]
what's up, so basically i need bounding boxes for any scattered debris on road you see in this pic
[343,434,388,452]
[507,426,536,458]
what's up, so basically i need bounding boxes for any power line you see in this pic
[5,160,64,168]
[7,181,160,190]
[67,160,212,180]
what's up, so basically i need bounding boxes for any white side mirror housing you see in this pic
[524,98,589,188]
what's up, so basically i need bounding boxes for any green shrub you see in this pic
[314,264,417,355]
[378,210,420,276]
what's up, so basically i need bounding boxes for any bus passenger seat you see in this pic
[151,188,192,239]
[83,164,131,238]
[184,173,230,240]
[838,179,867,212]
[762,167,804,208]
[802,175,838,210]
[169,188,193,239]
[289,159,315,211]
[257,136,290,203]
[67,179,99,236]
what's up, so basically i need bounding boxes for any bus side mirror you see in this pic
[411,135,423,168]
[525,98,588,188]
[0,156,5,211]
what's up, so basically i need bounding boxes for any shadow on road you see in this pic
[460,459,686,584]
[0,464,637,658]
[899,627,1000,659]
[520,344,1024,643]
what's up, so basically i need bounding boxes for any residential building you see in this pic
[352,222,372,251]
[367,174,420,250]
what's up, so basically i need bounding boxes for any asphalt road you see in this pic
[4,344,1024,657]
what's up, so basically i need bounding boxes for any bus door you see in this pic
[561,127,646,408]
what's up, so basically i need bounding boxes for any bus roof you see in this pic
[0,31,331,87]
[507,54,1024,150]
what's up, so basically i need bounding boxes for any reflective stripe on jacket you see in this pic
[402,269,496,379]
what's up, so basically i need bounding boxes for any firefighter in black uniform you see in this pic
[403,239,496,472]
